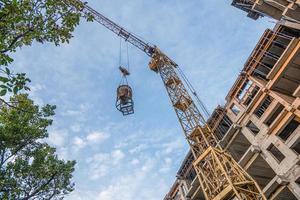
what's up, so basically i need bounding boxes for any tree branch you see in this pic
[0,139,35,168]
[21,172,58,200]
[0,28,34,54]
[0,99,35,114]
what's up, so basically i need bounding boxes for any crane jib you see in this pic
[81,3,154,57]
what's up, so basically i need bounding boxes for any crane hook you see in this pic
[119,66,130,77]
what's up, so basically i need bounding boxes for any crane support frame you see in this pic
[63,0,267,199]
[151,50,266,200]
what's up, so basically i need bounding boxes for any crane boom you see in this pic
[69,0,154,56]
[64,1,267,199]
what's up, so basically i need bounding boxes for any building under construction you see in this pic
[231,0,300,22]
[163,5,300,200]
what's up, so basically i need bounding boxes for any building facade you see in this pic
[231,0,300,23]
[164,21,300,200]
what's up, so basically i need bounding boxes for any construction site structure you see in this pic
[231,0,300,23]
[63,0,268,199]
[163,21,300,200]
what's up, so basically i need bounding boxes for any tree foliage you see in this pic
[0,94,76,200]
[0,67,31,97]
[0,0,92,97]
[0,1,91,198]
[0,0,86,65]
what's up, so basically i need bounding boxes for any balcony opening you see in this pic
[254,95,273,118]
[244,85,260,106]
[215,114,233,140]
[180,184,187,196]
[227,132,251,162]
[247,154,276,189]
[267,144,285,163]
[273,187,298,200]
[255,46,282,79]
[208,108,233,141]
[272,65,300,97]
[278,117,300,141]
[296,176,300,186]
[280,26,300,39]
[271,48,300,97]
[291,137,300,155]
[237,79,252,100]
[250,30,294,81]
[184,168,196,189]
[230,104,240,116]
[264,104,284,126]
[246,120,260,135]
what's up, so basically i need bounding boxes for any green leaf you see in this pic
[0,89,7,96]
[13,86,18,94]
[0,76,9,83]
[5,67,10,75]
[0,94,74,199]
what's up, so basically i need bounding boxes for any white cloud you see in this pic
[129,144,148,154]
[46,130,70,160]
[95,158,164,200]
[72,131,109,151]
[162,138,184,155]
[65,190,96,200]
[86,149,125,180]
[86,131,109,143]
[131,158,139,165]
[86,153,110,180]
[29,83,45,105]
[159,157,172,173]
[111,150,125,164]
[64,110,80,116]
[70,123,81,132]
[73,136,86,150]
[47,129,68,147]
[56,147,70,160]
[62,103,90,117]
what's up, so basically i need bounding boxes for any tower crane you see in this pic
[63,1,266,199]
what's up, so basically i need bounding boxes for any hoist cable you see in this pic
[176,67,232,137]
[119,38,122,67]
[118,39,130,86]
[177,67,210,119]
[126,42,130,73]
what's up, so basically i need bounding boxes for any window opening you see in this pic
[255,95,272,118]
[267,144,285,163]
[230,104,240,115]
[278,118,300,141]
[264,104,284,126]
[291,137,300,155]
[237,79,252,100]
[244,85,260,106]
[246,121,260,135]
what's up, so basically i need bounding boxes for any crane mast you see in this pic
[64,1,266,199]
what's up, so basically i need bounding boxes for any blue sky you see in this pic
[10,0,273,199]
